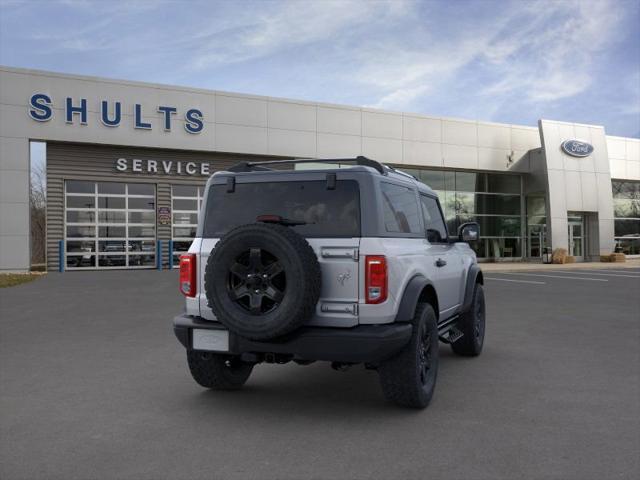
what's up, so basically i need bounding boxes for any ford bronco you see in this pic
[173,157,485,408]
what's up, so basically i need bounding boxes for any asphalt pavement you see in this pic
[1,267,639,480]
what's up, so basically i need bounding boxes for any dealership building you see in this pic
[0,66,639,272]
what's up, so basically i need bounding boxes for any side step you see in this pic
[437,315,463,344]
[440,326,463,344]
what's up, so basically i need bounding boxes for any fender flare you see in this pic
[461,264,483,313]
[394,275,436,323]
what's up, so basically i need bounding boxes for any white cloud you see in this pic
[352,0,624,111]
[189,0,411,70]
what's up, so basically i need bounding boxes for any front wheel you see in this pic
[451,283,485,356]
[378,303,439,408]
[187,350,253,390]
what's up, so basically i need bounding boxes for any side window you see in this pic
[380,182,421,234]
[420,195,448,243]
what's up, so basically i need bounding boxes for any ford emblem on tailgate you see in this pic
[561,139,594,157]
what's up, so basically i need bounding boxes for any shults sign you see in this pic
[28,93,204,134]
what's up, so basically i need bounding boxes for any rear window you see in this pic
[203,180,360,237]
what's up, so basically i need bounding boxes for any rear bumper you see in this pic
[173,314,412,364]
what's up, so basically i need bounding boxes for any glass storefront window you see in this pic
[615,237,640,255]
[612,180,640,199]
[614,219,640,237]
[612,180,640,256]
[455,172,483,192]
[65,181,156,269]
[613,199,640,218]
[391,167,524,259]
[487,174,521,194]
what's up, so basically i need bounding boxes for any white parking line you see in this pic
[582,269,640,274]
[485,277,545,285]
[551,271,640,278]
[497,272,608,282]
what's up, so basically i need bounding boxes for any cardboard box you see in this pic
[610,253,626,263]
[552,248,568,264]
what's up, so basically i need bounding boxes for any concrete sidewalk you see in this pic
[480,258,640,273]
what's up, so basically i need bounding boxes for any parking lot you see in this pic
[1,267,639,480]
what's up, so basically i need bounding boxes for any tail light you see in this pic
[179,254,197,297]
[365,255,387,304]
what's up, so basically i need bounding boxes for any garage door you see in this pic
[65,180,156,269]
[171,185,204,265]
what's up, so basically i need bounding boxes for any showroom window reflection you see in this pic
[399,168,524,259]
[612,180,640,255]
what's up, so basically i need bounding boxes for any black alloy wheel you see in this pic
[418,327,433,386]
[227,247,286,315]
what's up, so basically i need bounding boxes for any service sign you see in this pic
[561,139,594,157]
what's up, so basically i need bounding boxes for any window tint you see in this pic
[420,195,448,243]
[204,180,360,238]
[381,183,421,234]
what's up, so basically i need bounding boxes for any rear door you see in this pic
[305,238,360,327]
[198,176,361,325]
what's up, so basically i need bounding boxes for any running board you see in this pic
[437,315,462,344]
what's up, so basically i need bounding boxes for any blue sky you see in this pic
[1,0,639,137]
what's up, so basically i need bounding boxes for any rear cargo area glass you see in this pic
[203,180,360,237]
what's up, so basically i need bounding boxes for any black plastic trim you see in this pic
[461,264,483,313]
[173,314,412,363]
[394,275,432,323]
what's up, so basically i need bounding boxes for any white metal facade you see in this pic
[1,66,639,271]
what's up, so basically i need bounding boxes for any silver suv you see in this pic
[173,157,485,408]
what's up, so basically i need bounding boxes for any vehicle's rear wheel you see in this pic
[451,283,485,356]
[378,303,439,408]
[187,350,253,390]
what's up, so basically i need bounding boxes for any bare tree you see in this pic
[30,162,46,268]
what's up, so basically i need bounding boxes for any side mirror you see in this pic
[458,222,480,243]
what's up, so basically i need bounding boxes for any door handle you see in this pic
[435,258,447,268]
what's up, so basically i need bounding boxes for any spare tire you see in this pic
[204,223,321,340]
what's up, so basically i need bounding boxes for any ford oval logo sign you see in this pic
[561,139,594,157]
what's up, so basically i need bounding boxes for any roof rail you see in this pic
[227,156,386,175]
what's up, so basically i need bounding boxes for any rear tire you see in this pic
[378,303,439,408]
[187,350,253,390]
[451,283,485,357]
